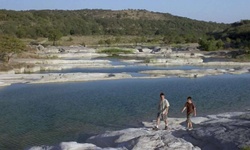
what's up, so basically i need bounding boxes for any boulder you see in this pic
[36,44,45,51]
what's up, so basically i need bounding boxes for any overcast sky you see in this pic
[0,0,249,23]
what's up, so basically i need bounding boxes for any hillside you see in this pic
[0,9,228,43]
[217,20,250,49]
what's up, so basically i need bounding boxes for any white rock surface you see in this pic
[149,58,203,64]
[14,59,111,65]
[0,73,132,86]
[30,112,250,150]
[140,68,250,78]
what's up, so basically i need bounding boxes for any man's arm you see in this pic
[163,106,169,115]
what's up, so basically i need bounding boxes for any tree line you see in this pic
[0,9,249,64]
[199,20,250,51]
[0,9,228,44]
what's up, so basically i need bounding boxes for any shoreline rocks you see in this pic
[29,111,250,150]
[1,46,250,87]
[0,73,132,87]
[1,67,249,87]
[139,68,250,78]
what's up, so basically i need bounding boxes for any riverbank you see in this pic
[0,73,132,86]
[29,111,250,150]
[1,67,249,87]
[1,46,250,87]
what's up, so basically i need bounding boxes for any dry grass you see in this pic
[21,35,150,46]
[235,54,250,62]
[0,62,34,72]
[21,38,48,45]
[60,35,141,46]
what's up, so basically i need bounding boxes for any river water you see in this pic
[0,60,249,149]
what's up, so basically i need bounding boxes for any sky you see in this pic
[0,0,250,23]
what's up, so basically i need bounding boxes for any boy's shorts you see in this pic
[187,113,192,123]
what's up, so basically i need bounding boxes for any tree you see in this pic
[198,38,219,51]
[70,29,75,35]
[216,39,224,49]
[0,35,26,63]
[48,29,63,46]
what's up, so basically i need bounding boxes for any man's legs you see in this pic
[154,113,161,130]
[164,108,169,129]
[157,115,161,127]
[164,118,168,130]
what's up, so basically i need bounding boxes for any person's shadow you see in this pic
[172,120,239,150]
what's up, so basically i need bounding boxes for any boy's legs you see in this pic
[187,114,191,129]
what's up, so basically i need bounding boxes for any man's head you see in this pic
[187,96,192,102]
[160,92,165,99]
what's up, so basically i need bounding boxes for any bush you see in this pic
[98,48,134,54]
[0,35,26,63]
[198,38,224,51]
[67,37,73,41]
[242,146,250,150]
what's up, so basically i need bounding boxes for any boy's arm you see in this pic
[194,107,197,116]
[193,103,196,116]
[181,107,186,113]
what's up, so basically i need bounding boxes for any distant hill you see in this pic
[221,20,250,48]
[209,20,250,49]
[0,9,228,43]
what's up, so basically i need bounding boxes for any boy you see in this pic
[181,96,196,130]
[153,92,170,130]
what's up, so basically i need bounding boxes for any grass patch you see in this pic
[235,54,250,62]
[97,48,134,55]
[242,147,250,150]
[0,62,35,72]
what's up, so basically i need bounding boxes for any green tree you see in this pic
[48,30,63,46]
[199,38,218,51]
[216,39,224,49]
[70,29,75,35]
[0,35,26,63]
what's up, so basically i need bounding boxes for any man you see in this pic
[181,96,196,130]
[153,92,170,130]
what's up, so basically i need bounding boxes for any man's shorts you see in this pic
[157,107,169,121]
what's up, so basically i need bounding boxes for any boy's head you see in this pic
[187,96,192,102]
[160,92,165,99]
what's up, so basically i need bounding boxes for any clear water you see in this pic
[0,74,250,149]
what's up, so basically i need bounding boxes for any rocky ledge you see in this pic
[140,68,250,78]
[29,111,250,150]
[0,73,132,87]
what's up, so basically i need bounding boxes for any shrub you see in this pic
[98,48,134,54]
